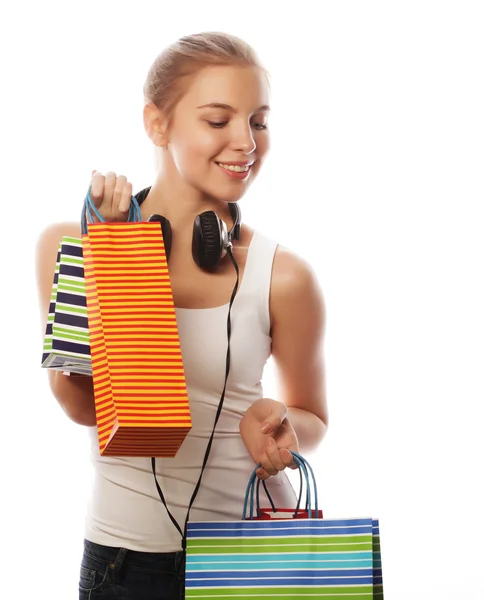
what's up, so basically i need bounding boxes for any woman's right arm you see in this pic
[35,222,97,426]
[36,172,133,425]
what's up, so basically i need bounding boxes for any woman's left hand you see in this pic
[239,398,299,480]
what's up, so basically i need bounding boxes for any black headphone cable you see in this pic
[151,245,240,550]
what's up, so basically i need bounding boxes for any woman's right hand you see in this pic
[90,171,133,222]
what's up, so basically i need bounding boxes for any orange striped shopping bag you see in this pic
[82,221,191,457]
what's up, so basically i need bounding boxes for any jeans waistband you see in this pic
[83,539,186,574]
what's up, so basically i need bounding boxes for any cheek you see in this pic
[174,125,225,166]
[257,132,270,156]
[253,133,270,170]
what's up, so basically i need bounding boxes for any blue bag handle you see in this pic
[292,451,319,516]
[81,185,142,235]
[242,451,319,520]
[244,454,313,520]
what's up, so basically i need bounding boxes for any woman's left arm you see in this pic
[270,247,328,451]
[239,247,328,478]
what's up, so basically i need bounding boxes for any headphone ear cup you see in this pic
[192,211,223,270]
[148,214,172,261]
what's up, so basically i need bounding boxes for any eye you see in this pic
[252,122,268,130]
[208,121,228,128]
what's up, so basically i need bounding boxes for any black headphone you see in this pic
[135,187,242,271]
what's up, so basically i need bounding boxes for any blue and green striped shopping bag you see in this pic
[186,453,383,599]
[41,236,91,375]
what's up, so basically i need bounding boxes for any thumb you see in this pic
[260,403,287,434]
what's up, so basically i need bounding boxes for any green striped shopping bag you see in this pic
[185,453,384,599]
[41,185,149,377]
[41,236,91,375]
[41,242,61,366]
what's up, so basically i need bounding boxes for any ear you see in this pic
[143,102,169,147]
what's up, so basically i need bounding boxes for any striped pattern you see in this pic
[186,518,383,599]
[41,243,61,366]
[82,222,191,457]
[42,238,92,375]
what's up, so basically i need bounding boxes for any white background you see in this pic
[1,1,483,598]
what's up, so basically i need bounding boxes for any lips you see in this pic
[215,161,254,180]
[216,162,253,173]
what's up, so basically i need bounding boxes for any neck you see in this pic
[139,168,233,235]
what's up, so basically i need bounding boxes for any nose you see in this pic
[230,122,256,154]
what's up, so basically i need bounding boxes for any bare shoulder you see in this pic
[272,245,319,286]
[36,221,82,252]
[36,221,82,271]
[270,245,325,325]
[36,221,81,277]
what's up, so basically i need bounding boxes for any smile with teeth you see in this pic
[217,163,252,172]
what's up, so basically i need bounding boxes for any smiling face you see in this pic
[158,64,271,203]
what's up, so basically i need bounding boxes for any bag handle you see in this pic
[81,185,142,235]
[244,453,312,520]
[242,451,319,520]
[254,466,305,517]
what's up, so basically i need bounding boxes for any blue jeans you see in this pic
[79,539,186,600]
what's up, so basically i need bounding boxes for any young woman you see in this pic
[36,31,328,600]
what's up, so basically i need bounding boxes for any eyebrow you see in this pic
[197,103,270,112]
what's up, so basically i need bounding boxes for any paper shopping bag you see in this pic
[82,221,192,457]
[186,453,384,600]
[41,242,61,367]
[41,237,92,375]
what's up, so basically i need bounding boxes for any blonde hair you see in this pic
[143,32,266,117]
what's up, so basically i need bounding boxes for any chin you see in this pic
[208,181,254,204]
[220,191,248,204]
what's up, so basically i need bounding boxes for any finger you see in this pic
[260,402,287,434]
[280,447,298,469]
[259,453,277,476]
[118,180,133,215]
[103,171,117,210]
[265,438,287,472]
[113,175,128,215]
[256,467,270,480]
[90,172,105,207]
[259,445,282,477]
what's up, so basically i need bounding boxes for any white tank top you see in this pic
[84,229,296,552]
